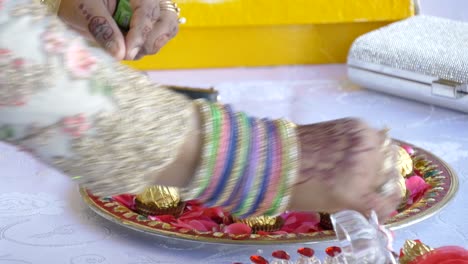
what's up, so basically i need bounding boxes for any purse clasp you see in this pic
[431,79,467,99]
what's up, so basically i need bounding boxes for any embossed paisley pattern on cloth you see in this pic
[0,193,65,217]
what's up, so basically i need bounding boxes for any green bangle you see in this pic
[181,100,222,200]
[196,103,223,197]
[113,0,133,30]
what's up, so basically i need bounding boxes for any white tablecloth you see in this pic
[1,65,467,264]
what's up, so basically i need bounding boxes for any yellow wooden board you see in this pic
[124,0,415,69]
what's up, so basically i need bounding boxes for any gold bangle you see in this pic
[40,0,62,14]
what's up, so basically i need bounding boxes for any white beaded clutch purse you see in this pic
[347,16,468,113]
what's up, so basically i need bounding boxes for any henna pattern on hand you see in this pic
[295,119,376,186]
[79,3,92,21]
[88,16,115,48]
[78,4,115,48]
[141,25,151,40]
[152,33,170,53]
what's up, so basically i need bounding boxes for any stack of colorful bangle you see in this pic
[181,99,300,218]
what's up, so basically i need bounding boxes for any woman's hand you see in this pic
[290,118,401,221]
[58,0,179,60]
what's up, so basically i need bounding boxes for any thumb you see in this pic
[80,1,126,60]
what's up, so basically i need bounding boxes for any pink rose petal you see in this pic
[224,223,252,235]
[173,219,218,232]
[406,176,431,204]
[401,145,415,156]
[189,220,219,232]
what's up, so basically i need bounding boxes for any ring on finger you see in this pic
[159,0,187,24]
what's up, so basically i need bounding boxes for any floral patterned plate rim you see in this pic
[80,140,459,245]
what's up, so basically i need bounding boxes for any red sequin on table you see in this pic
[325,246,342,257]
[272,250,291,260]
[297,247,315,257]
[250,255,269,264]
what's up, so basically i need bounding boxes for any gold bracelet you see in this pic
[39,0,62,14]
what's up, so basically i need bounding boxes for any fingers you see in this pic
[137,10,178,59]
[352,188,400,223]
[125,0,160,60]
[79,1,126,59]
[373,188,402,222]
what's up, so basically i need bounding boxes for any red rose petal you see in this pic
[326,246,342,257]
[204,207,225,218]
[172,220,194,230]
[112,194,135,209]
[178,209,205,220]
[298,247,315,257]
[250,255,269,264]
[257,230,288,236]
[224,223,252,235]
[292,222,320,234]
[280,212,320,233]
[202,207,228,224]
[185,200,203,211]
[148,215,176,223]
[272,250,290,260]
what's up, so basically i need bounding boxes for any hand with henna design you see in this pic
[289,118,402,222]
[58,0,179,60]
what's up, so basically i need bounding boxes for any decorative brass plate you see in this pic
[81,140,458,245]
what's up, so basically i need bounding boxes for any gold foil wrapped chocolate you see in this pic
[135,186,184,217]
[397,174,408,198]
[395,146,412,209]
[397,175,410,211]
[399,239,434,264]
[396,146,414,177]
[236,215,284,233]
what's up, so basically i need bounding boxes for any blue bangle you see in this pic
[222,114,253,207]
[232,118,259,214]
